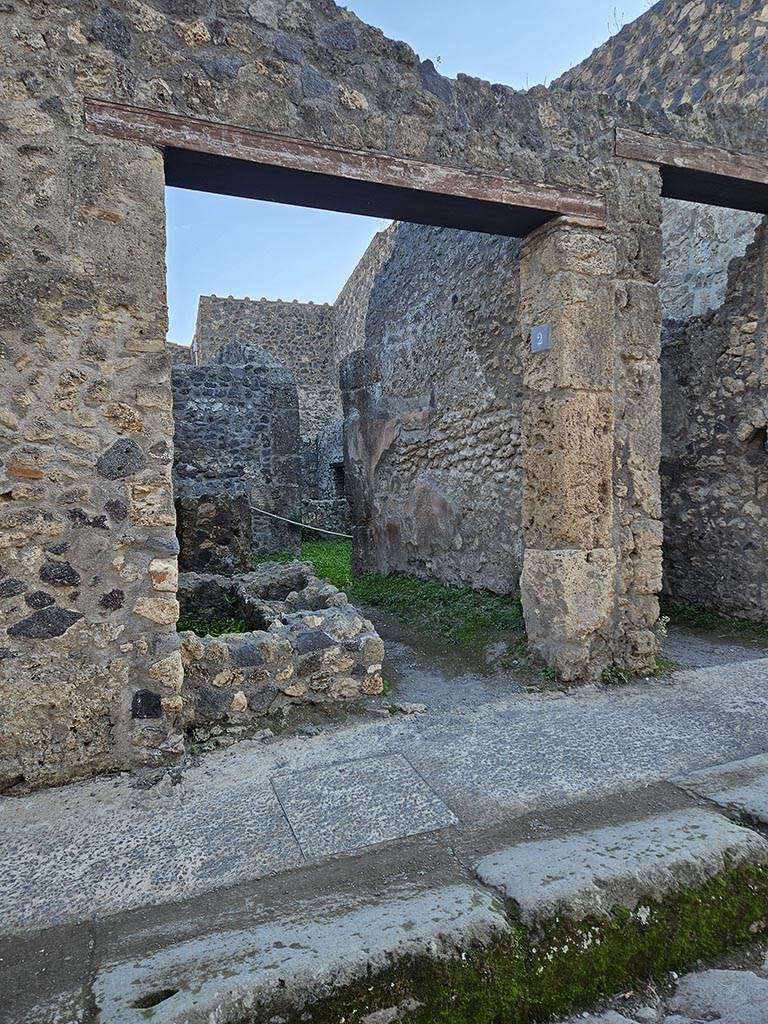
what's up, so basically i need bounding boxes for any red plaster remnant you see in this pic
[76,205,125,223]
[6,463,44,480]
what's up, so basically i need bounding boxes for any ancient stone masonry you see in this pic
[3,0,768,786]
[171,355,301,573]
[178,560,384,743]
[186,231,398,537]
[556,0,767,321]
[301,417,350,534]
[555,0,768,108]
[342,224,525,593]
[661,220,768,620]
[193,296,338,436]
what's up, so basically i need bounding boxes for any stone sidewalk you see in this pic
[4,653,768,1023]
[3,658,768,935]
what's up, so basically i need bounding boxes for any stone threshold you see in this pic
[7,789,768,1024]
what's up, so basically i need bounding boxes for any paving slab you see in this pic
[0,771,303,935]
[677,752,768,823]
[3,658,768,936]
[271,753,457,857]
[92,884,508,1024]
[474,808,768,924]
[668,968,768,1024]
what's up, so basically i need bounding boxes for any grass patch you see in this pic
[176,613,247,637]
[253,539,525,654]
[302,538,354,591]
[661,598,768,643]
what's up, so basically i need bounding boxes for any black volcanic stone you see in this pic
[105,499,128,521]
[99,588,125,611]
[40,561,81,587]
[321,23,357,51]
[0,578,25,599]
[25,590,55,610]
[8,606,83,639]
[131,689,162,719]
[96,438,146,480]
[87,6,131,57]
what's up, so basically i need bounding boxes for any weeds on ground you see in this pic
[176,613,247,636]
[300,538,526,652]
[660,599,768,643]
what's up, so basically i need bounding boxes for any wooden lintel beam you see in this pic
[84,98,607,228]
[616,127,768,187]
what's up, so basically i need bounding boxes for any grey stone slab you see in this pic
[271,754,458,858]
[5,656,768,936]
[677,752,768,823]
[669,969,768,1024]
[475,808,768,925]
[92,884,508,1024]
[0,773,303,935]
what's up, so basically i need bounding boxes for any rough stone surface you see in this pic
[192,296,338,436]
[677,752,768,824]
[661,220,768,621]
[2,653,767,937]
[3,0,768,783]
[562,967,768,1024]
[301,416,350,534]
[475,808,768,925]
[172,360,301,568]
[342,223,525,593]
[179,560,384,734]
[273,753,457,857]
[92,886,508,1024]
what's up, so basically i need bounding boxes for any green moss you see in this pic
[661,598,768,643]
[250,863,768,1024]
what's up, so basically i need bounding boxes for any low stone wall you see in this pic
[178,561,384,739]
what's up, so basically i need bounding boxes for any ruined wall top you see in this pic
[556,0,768,108]
[192,295,338,434]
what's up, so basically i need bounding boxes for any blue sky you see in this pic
[166,0,652,343]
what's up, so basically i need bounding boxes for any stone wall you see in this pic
[301,418,350,535]
[555,0,767,108]
[342,223,525,594]
[168,341,194,366]
[334,227,397,362]
[661,201,763,322]
[556,0,766,322]
[3,0,765,785]
[172,360,301,572]
[178,560,384,742]
[661,221,768,620]
[193,296,338,436]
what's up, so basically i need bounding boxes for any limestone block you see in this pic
[148,650,184,692]
[522,392,613,550]
[133,596,179,625]
[521,272,616,392]
[149,557,178,592]
[615,280,661,361]
[130,482,175,527]
[521,547,616,681]
[521,221,618,280]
